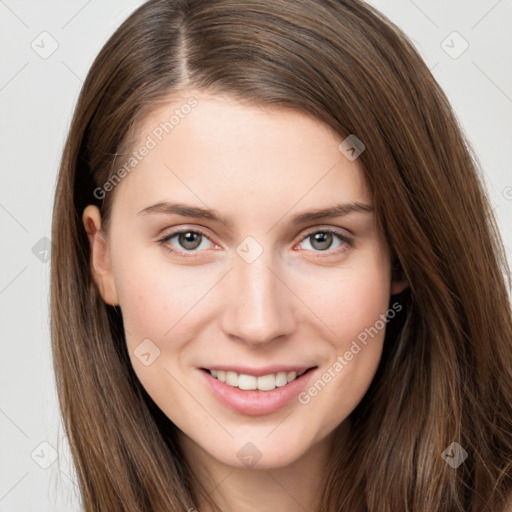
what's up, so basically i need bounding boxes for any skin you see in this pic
[83,90,408,512]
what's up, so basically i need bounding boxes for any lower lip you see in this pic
[198,367,318,416]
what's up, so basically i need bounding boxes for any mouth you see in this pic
[199,365,319,416]
[200,366,317,391]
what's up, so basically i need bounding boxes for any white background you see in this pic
[0,1,511,510]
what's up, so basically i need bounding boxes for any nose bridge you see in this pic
[221,245,295,345]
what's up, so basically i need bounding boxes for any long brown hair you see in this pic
[51,0,512,510]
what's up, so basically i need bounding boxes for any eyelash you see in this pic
[157,227,354,259]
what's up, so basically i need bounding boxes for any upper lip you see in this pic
[202,365,317,377]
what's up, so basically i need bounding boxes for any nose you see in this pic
[220,251,296,347]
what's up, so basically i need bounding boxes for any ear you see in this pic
[82,205,119,306]
[390,257,409,296]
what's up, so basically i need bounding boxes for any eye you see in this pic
[157,228,216,256]
[296,228,353,256]
[157,226,353,259]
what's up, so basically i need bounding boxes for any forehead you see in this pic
[110,91,371,222]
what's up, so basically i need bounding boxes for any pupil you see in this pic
[180,232,200,249]
[312,232,332,250]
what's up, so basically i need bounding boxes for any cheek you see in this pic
[333,271,390,344]
[111,254,206,407]
[111,244,200,348]
[291,250,391,433]
[294,250,391,347]
[115,270,172,341]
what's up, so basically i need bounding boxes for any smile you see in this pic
[199,365,318,416]
[206,368,311,391]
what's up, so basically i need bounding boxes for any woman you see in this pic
[51,0,512,510]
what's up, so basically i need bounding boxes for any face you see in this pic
[83,90,406,471]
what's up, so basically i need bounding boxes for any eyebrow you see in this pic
[137,201,373,227]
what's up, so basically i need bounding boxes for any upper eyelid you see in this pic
[158,226,215,244]
[300,225,352,238]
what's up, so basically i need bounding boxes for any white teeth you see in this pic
[286,371,297,383]
[275,372,288,387]
[238,374,257,390]
[257,374,276,391]
[208,369,307,391]
[225,371,238,386]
